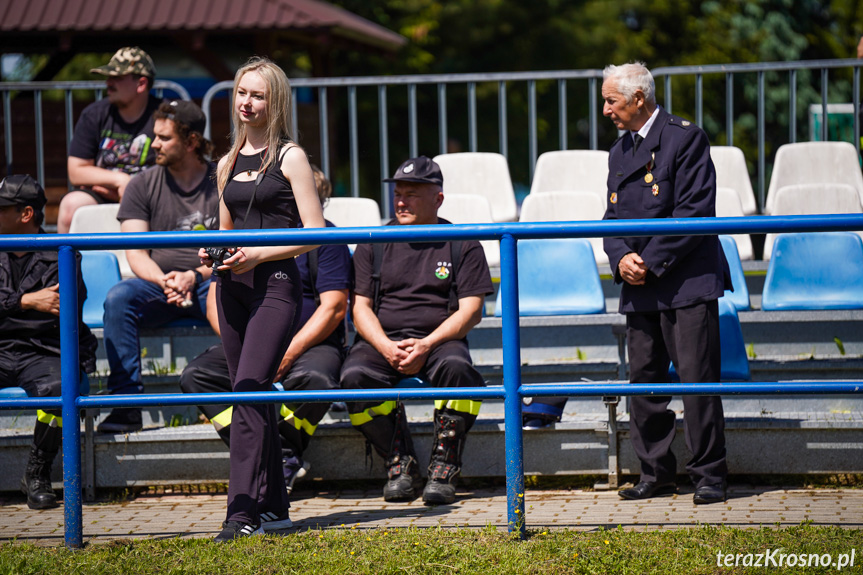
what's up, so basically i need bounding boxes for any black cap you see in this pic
[164,100,206,135]
[383,156,443,186]
[0,175,47,210]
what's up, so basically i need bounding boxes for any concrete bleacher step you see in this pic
[2,409,862,493]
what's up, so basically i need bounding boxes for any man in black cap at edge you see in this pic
[0,174,97,509]
[340,156,493,506]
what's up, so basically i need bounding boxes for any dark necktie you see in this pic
[633,133,643,154]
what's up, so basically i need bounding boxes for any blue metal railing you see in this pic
[2,214,863,547]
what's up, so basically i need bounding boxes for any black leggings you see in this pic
[217,259,302,525]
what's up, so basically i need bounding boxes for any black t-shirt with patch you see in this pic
[353,218,493,339]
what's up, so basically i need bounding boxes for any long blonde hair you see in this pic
[216,57,294,192]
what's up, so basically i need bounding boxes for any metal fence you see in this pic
[1,59,860,214]
[0,80,190,185]
[1,214,863,547]
[199,59,862,215]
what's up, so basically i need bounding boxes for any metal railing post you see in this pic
[378,86,390,217]
[589,77,598,151]
[758,71,766,212]
[498,81,508,159]
[438,83,448,155]
[500,233,525,537]
[348,86,359,198]
[408,84,418,159]
[528,81,537,181]
[558,79,567,150]
[319,86,330,178]
[695,73,703,128]
[821,68,829,142]
[468,82,477,152]
[59,246,82,548]
[789,69,797,143]
[726,73,734,146]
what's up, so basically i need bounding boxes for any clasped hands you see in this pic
[619,252,648,285]
[382,338,432,375]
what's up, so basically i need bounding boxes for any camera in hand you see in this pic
[204,247,234,277]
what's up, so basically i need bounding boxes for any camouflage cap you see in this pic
[90,47,156,78]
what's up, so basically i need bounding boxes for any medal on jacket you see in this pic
[652,183,659,196]
[644,153,655,184]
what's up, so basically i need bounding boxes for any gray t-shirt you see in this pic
[117,163,219,273]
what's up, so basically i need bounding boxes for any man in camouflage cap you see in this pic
[89,46,157,80]
[58,47,161,234]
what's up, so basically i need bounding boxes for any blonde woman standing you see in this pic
[202,57,325,542]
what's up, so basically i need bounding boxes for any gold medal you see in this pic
[644,173,654,184]
[652,183,659,196]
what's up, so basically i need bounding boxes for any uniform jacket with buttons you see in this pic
[602,106,732,313]
[0,240,97,372]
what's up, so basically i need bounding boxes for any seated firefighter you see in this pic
[0,175,97,509]
[340,156,493,506]
[180,166,352,493]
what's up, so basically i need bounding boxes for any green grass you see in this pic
[2,524,862,574]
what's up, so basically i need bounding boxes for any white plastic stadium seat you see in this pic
[436,193,500,268]
[530,150,610,204]
[765,142,863,215]
[432,152,518,222]
[323,197,382,228]
[68,204,133,279]
[710,146,758,216]
[715,187,754,261]
[519,190,609,268]
[762,183,863,259]
[323,197,382,252]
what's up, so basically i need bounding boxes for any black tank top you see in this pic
[225,147,299,230]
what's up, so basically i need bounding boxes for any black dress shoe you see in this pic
[693,483,726,505]
[618,481,677,500]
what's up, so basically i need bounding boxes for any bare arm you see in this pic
[122,219,166,286]
[274,288,349,382]
[67,156,130,201]
[397,295,484,375]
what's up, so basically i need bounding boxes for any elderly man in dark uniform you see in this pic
[601,62,732,505]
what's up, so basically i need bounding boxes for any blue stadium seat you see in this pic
[761,232,863,311]
[396,377,431,388]
[494,238,605,316]
[719,235,750,311]
[0,387,28,399]
[81,251,122,328]
[670,298,750,381]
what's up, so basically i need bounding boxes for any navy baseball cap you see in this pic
[0,175,47,210]
[383,156,443,186]
[162,100,207,136]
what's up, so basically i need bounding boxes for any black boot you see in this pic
[423,411,467,505]
[357,403,421,502]
[21,445,59,510]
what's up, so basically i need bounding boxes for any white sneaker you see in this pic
[214,521,264,542]
[260,510,293,532]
